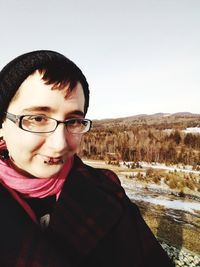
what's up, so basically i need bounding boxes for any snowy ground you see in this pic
[84,159,200,214]
[183,127,200,133]
[139,162,200,174]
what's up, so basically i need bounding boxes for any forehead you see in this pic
[7,71,85,115]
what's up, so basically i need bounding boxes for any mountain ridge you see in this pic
[92,112,200,127]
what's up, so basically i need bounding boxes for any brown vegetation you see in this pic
[79,113,200,169]
[125,167,200,196]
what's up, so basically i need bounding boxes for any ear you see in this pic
[0,128,4,139]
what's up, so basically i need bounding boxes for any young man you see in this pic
[0,50,174,266]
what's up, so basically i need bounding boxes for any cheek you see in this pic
[67,134,82,151]
[3,125,21,152]
[3,126,44,156]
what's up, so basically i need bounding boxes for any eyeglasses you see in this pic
[5,112,92,134]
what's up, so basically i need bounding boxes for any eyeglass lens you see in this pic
[21,115,90,133]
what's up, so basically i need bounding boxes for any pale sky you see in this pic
[0,0,199,119]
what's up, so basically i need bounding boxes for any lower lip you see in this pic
[42,156,64,165]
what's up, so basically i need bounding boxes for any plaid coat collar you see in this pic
[49,155,123,265]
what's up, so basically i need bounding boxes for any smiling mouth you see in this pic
[43,157,64,165]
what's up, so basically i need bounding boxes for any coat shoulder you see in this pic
[74,155,121,186]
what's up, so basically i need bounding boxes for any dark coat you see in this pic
[0,155,174,267]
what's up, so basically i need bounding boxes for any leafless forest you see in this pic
[80,113,200,168]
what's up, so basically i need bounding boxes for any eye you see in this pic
[67,119,82,125]
[29,115,48,122]
[81,120,88,126]
[23,115,49,125]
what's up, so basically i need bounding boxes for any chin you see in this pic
[37,171,60,179]
[28,167,61,179]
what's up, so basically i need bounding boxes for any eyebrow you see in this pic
[22,106,52,113]
[21,107,85,117]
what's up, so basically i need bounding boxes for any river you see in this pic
[119,174,200,255]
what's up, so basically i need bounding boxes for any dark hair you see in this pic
[0,50,89,127]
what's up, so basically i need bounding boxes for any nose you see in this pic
[46,123,68,153]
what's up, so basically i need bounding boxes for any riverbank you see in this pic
[83,159,200,266]
[123,177,200,266]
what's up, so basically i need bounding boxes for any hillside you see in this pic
[92,112,200,129]
[80,112,200,168]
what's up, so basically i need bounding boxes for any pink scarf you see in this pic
[0,143,73,222]
[0,157,73,198]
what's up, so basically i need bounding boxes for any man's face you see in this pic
[1,71,85,178]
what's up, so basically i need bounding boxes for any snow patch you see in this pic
[183,127,200,133]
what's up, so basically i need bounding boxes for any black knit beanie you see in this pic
[0,50,89,127]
